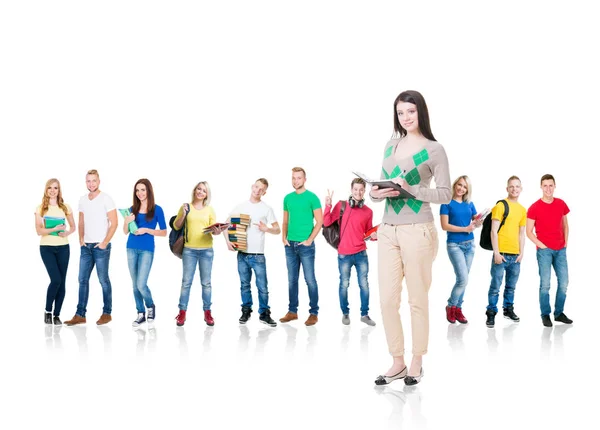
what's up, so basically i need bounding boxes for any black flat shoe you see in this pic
[554,313,573,324]
[374,367,407,385]
[404,368,424,386]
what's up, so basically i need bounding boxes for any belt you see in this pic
[239,252,264,256]
[500,252,519,256]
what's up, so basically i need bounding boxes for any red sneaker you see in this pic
[204,310,214,326]
[175,310,186,326]
[446,306,456,324]
[455,307,468,324]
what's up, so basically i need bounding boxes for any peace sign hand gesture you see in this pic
[325,189,334,206]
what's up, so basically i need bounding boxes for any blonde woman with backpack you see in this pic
[173,181,224,327]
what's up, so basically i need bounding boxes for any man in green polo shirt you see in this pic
[279,167,323,326]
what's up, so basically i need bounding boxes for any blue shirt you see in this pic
[440,200,477,243]
[126,205,167,252]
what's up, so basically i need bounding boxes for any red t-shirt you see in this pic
[323,200,373,255]
[527,198,570,250]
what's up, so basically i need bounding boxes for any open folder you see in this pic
[44,216,65,236]
[352,171,416,199]
[118,208,139,234]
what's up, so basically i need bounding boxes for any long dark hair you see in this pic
[132,178,156,221]
[393,90,436,141]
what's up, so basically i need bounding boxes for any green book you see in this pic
[44,216,65,236]
[118,208,139,234]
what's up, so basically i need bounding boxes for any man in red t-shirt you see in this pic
[526,174,572,327]
[323,178,377,326]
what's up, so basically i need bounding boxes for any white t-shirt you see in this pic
[78,192,116,243]
[229,200,277,254]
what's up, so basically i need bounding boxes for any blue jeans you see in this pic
[487,253,520,312]
[179,247,214,311]
[537,247,569,317]
[77,243,112,317]
[40,245,70,316]
[285,241,319,315]
[127,248,155,314]
[338,250,370,316]
[237,252,270,314]
[446,240,475,308]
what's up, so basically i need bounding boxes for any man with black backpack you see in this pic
[323,178,377,326]
[485,176,527,328]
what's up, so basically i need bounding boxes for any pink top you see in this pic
[323,201,373,255]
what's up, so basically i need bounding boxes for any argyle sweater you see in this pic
[372,138,452,225]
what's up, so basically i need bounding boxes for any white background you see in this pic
[1,1,598,429]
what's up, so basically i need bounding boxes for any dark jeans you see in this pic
[77,243,113,317]
[40,245,70,316]
[285,241,319,315]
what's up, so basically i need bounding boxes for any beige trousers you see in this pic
[378,222,438,356]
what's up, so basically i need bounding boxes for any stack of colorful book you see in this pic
[228,214,250,251]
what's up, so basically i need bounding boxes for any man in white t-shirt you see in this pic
[224,178,280,326]
[65,170,118,326]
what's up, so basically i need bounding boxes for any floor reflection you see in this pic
[255,327,276,355]
[203,326,214,352]
[340,325,351,352]
[282,323,297,353]
[487,328,499,354]
[45,325,63,352]
[176,326,188,357]
[540,323,573,357]
[360,325,376,354]
[447,323,467,352]
[374,383,427,429]
[97,325,112,354]
[306,326,317,355]
[238,325,250,353]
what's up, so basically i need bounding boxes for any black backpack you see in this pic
[480,200,509,250]
[169,211,188,259]
[322,201,346,249]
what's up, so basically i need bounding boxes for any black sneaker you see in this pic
[259,310,277,327]
[542,315,553,327]
[53,316,62,325]
[239,307,252,324]
[132,313,146,327]
[147,305,156,323]
[503,306,520,322]
[485,310,496,328]
[554,313,573,324]
[44,312,52,325]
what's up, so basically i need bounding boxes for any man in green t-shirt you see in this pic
[279,167,323,326]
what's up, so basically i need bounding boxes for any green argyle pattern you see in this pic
[382,147,430,215]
